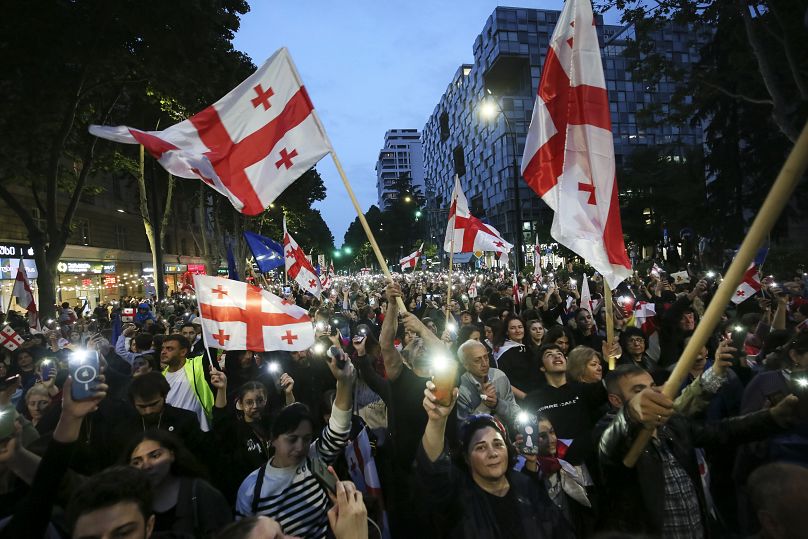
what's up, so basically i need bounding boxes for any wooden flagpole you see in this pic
[446,235,456,325]
[623,120,808,467]
[329,152,408,312]
[604,284,616,370]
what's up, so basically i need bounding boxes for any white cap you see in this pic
[191,317,202,325]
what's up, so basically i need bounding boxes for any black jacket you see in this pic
[414,444,574,539]
[210,406,272,503]
[112,404,205,458]
[595,406,781,535]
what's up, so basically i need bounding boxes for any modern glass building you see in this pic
[421,6,706,264]
[375,129,426,210]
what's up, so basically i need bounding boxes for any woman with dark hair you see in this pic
[235,353,355,538]
[210,371,295,503]
[124,429,232,536]
[493,315,541,400]
[415,382,573,538]
[543,325,575,356]
[451,324,483,359]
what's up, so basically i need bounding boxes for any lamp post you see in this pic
[480,90,523,274]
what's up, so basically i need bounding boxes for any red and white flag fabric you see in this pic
[444,176,513,254]
[344,427,392,538]
[520,0,631,290]
[512,271,523,313]
[533,237,543,282]
[399,244,423,271]
[193,275,314,351]
[580,273,594,315]
[0,325,24,352]
[319,261,334,289]
[283,217,323,299]
[731,264,762,304]
[89,48,332,216]
[12,261,39,331]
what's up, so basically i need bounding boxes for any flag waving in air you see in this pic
[533,236,543,283]
[90,48,333,216]
[244,231,285,273]
[12,261,39,331]
[444,176,513,254]
[520,0,631,289]
[399,244,423,271]
[283,217,322,299]
[194,275,314,351]
[731,264,762,304]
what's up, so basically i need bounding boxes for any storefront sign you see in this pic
[187,263,207,274]
[81,278,92,287]
[57,261,116,274]
[0,243,34,258]
[103,275,117,287]
[0,258,38,280]
[164,264,188,274]
[216,267,229,275]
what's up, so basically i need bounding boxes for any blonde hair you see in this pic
[26,384,50,403]
[566,346,599,382]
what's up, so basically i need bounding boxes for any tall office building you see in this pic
[421,7,706,261]
[375,129,425,210]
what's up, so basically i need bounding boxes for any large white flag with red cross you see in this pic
[283,217,323,299]
[89,48,332,216]
[443,176,513,254]
[520,0,631,290]
[193,275,314,351]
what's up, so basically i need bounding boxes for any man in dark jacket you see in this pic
[595,364,799,538]
[112,372,204,455]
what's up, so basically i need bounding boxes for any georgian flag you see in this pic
[520,0,631,290]
[731,264,762,304]
[193,275,314,351]
[90,48,333,215]
[399,244,423,271]
[345,427,392,538]
[444,176,513,254]
[0,325,24,352]
[533,236,543,282]
[283,217,323,299]
[12,262,39,331]
[320,261,335,289]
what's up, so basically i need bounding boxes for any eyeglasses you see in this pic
[242,397,266,408]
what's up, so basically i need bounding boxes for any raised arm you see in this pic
[380,281,404,380]
[421,381,458,462]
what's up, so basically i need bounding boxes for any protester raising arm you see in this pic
[380,281,405,380]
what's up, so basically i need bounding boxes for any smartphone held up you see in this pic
[69,350,100,401]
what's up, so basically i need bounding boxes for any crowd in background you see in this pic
[0,262,806,538]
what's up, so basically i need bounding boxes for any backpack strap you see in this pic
[251,462,268,514]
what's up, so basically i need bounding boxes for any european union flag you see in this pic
[244,231,285,273]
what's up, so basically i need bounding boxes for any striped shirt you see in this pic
[235,406,352,538]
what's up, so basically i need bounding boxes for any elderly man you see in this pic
[455,339,519,425]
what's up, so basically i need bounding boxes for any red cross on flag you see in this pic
[443,176,513,254]
[520,0,632,290]
[283,217,322,299]
[194,275,314,351]
[0,325,24,352]
[399,243,423,271]
[89,48,333,216]
[12,261,39,331]
[731,264,762,305]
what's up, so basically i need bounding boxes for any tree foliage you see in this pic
[598,0,808,250]
[0,0,253,318]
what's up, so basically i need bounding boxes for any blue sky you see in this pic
[233,1,604,245]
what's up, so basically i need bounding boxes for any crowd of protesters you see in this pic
[0,262,806,538]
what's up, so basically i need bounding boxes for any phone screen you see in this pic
[309,457,337,494]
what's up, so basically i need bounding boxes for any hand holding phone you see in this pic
[69,350,100,401]
[309,457,337,494]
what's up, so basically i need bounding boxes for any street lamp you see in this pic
[480,89,523,274]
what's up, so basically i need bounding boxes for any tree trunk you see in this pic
[137,145,160,300]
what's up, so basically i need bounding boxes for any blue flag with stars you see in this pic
[244,231,285,273]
